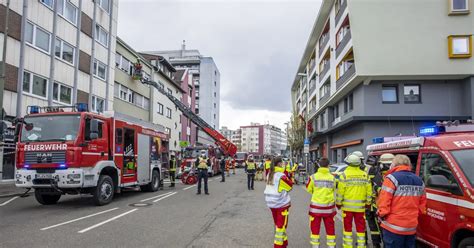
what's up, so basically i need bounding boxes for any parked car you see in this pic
[329,163,348,180]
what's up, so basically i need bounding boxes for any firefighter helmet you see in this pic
[379,153,395,164]
[345,154,362,166]
[352,151,364,160]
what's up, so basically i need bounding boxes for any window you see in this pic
[157,103,164,115]
[214,103,216,108]
[26,21,51,53]
[99,0,110,13]
[40,0,54,8]
[55,38,75,64]
[449,0,469,14]
[448,35,472,58]
[93,59,107,80]
[319,82,330,99]
[344,98,348,113]
[348,94,353,111]
[420,153,460,194]
[58,0,78,25]
[120,56,131,73]
[334,105,339,119]
[382,85,398,103]
[95,24,109,47]
[115,53,121,67]
[166,107,172,119]
[167,88,172,95]
[404,84,421,103]
[91,96,105,113]
[23,71,48,98]
[119,84,128,100]
[336,24,350,47]
[52,82,72,104]
[214,92,217,97]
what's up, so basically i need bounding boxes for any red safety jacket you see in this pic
[377,165,427,235]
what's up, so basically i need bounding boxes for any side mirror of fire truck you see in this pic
[427,175,462,195]
[89,119,99,140]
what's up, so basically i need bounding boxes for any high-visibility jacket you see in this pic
[275,166,285,173]
[169,158,177,172]
[285,163,292,173]
[291,163,298,172]
[377,165,427,235]
[306,167,336,216]
[246,161,256,170]
[264,160,272,170]
[264,172,293,208]
[336,166,372,213]
[197,158,209,169]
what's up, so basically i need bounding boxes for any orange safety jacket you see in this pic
[377,165,427,235]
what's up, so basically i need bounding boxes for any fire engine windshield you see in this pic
[20,115,81,142]
[451,149,474,187]
[236,152,246,160]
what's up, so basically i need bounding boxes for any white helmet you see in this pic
[352,151,364,160]
[345,154,362,166]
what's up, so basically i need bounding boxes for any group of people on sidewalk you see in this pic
[263,152,427,248]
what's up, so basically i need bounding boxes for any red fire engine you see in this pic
[15,104,169,206]
[367,122,474,248]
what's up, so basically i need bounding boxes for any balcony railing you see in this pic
[309,107,318,118]
[336,31,351,58]
[309,82,316,95]
[309,60,316,74]
[335,0,347,26]
[336,64,356,90]
[319,63,330,83]
[318,35,329,56]
[319,93,330,106]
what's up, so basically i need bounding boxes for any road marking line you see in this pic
[140,192,174,202]
[152,192,177,202]
[0,196,19,206]
[78,209,138,234]
[41,208,119,231]
[183,185,196,191]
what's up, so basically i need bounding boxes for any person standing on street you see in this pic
[377,155,426,248]
[306,157,336,248]
[264,156,272,177]
[366,153,394,248]
[336,154,372,248]
[256,159,264,181]
[195,154,211,195]
[264,156,293,248]
[220,156,227,182]
[169,154,177,187]
[245,156,257,190]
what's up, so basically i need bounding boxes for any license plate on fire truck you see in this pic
[36,174,53,179]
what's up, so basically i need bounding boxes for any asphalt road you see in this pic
[0,169,359,248]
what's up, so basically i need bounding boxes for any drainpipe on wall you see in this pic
[88,0,98,109]
[72,0,83,104]
[47,0,59,106]
[16,0,28,117]
[104,0,114,111]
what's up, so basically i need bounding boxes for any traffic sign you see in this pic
[304,144,309,154]
[304,138,310,145]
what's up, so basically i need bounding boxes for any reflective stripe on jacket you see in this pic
[264,172,293,208]
[197,158,209,169]
[306,167,336,216]
[336,166,372,213]
[246,161,256,170]
[169,159,177,172]
[377,165,427,235]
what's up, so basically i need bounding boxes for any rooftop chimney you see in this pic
[181,40,186,57]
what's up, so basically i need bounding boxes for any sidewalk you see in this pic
[0,181,30,198]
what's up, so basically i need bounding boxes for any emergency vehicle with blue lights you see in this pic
[15,104,169,206]
[367,121,474,248]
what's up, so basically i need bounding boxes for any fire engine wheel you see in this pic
[92,175,115,206]
[186,175,197,185]
[458,237,474,248]
[141,170,160,192]
[34,190,61,205]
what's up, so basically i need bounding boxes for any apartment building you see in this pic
[175,68,197,147]
[220,126,233,140]
[291,0,474,163]
[231,128,242,151]
[0,0,117,180]
[241,123,287,156]
[142,42,221,146]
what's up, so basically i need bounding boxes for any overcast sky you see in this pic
[117,0,321,130]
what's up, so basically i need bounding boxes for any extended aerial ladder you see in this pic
[141,79,237,157]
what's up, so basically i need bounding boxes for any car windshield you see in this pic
[236,153,246,159]
[451,149,474,187]
[329,166,338,173]
[20,115,81,142]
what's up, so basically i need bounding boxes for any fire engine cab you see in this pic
[15,104,168,206]
[367,122,474,248]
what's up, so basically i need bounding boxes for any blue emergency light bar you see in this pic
[419,126,446,136]
[26,103,89,114]
[28,106,40,114]
[372,137,384,144]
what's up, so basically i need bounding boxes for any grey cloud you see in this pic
[117,0,321,112]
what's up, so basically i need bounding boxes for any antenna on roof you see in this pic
[181,40,186,57]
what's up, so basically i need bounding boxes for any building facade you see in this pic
[241,123,287,156]
[175,68,197,147]
[0,0,118,180]
[291,0,474,163]
[142,42,221,146]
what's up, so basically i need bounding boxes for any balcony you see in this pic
[309,106,318,118]
[336,31,351,58]
[336,64,355,90]
[335,0,347,26]
[319,93,330,106]
[319,63,330,83]
[309,59,316,75]
[318,34,329,57]
[309,82,316,96]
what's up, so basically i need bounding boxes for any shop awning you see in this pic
[330,139,363,149]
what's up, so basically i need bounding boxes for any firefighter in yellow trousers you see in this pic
[306,157,336,248]
[336,154,372,248]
